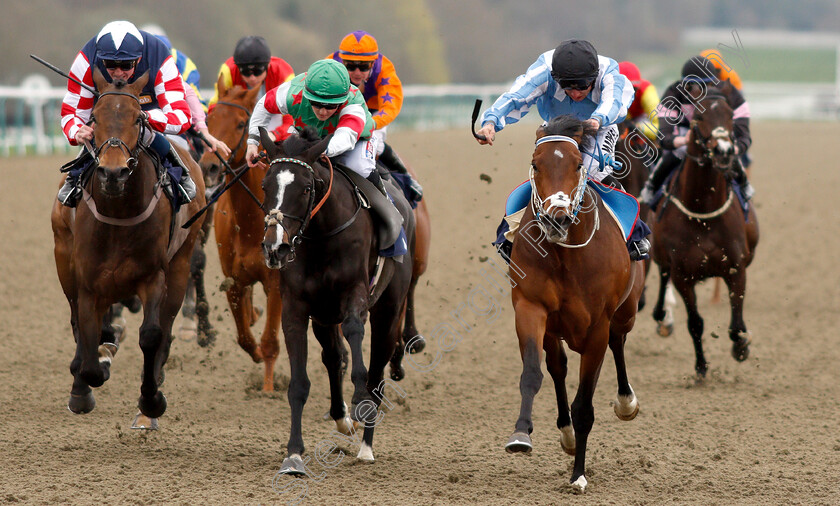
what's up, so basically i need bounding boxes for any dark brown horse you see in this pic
[198,80,283,391]
[650,92,759,378]
[258,127,414,475]
[505,116,645,492]
[51,70,206,427]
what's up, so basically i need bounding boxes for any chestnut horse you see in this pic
[258,127,414,475]
[650,92,759,378]
[51,70,206,427]
[198,81,283,391]
[505,116,645,493]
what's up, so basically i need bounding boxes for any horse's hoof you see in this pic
[67,392,96,414]
[356,443,375,462]
[732,333,751,362]
[405,334,426,354]
[389,364,405,382]
[505,432,533,454]
[559,425,576,455]
[614,395,640,421]
[657,322,673,337]
[178,318,197,343]
[196,329,217,348]
[131,412,159,430]
[138,391,167,419]
[278,454,307,476]
[570,475,588,494]
[335,416,354,436]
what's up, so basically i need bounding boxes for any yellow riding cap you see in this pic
[339,30,379,62]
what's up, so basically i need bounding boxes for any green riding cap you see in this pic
[303,59,351,104]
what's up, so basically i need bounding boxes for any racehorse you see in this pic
[505,116,645,493]
[258,127,414,474]
[650,91,759,378]
[198,81,284,391]
[51,70,206,427]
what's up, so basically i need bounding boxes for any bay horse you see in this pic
[650,92,759,378]
[258,127,414,475]
[51,69,206,427]
[198,80,283,391]
[505,116,645,493]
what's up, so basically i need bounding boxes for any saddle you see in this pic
[335,166,403,250]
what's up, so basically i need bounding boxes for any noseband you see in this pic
[687,119,736,174]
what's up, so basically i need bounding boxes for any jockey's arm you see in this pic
[61,51,96,145]
[246,84,291,166]
[371,57,403,130]
[145,58,191,136]
[324,103,367,157]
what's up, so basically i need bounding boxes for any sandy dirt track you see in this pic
[1,122,839,505]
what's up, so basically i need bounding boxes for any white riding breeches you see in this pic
[371,126,388,157]
[334,136,379,178]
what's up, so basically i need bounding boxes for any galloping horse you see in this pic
[505,116,645,493]
[51,70,206,426]
[198,80,283,391]
[258,127,414,474]
[650,92,759,378]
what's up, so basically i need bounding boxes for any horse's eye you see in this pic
[304,185,312,193]
[238,121,246,129]
[531,163,538,173]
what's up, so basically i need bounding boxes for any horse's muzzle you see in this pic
[97,165,131,195]
[200,161,222,188]
[262,241,293,270]
[540,212,572,244]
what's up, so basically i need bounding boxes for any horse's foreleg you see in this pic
[136,272,168,420]
[506,300,547,454]
[652,266,674,337]
[259,279,283,391]
[568,325,610,493]
[278,308,311,476]
[673,277,707,378]
[76,290,112,389]
[68,296,97,414]
[544,334,575,455]
[725,269,751,362]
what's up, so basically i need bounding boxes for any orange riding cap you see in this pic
[339,31,379,62]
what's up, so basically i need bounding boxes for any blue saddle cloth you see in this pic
[502,179,640,241]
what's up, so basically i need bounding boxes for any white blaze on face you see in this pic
[554,149,564,159]
[268,170,295,248]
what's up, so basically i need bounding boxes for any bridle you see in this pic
[263,155,363,262]
[530,134,599,248]
[89,91,150,175]
[212,100,252,164]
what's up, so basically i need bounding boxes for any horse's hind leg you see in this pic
[568,324,610,493]
[312,322,353,435]
[652,266,674,337]
[544,334,575,455]
[724,269,751,362]
[258,279,283,391]
[672,277,708,378]
[608,329,639,421]
[226,281,263,362]
[506,300,547,454]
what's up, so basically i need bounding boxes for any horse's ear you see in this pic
[216,73,228,99]
[305,134,332,164]
[535,124,548,142]
[244,84,262,108]
[129,71,150,96]
[259,127,279,159]
[92,67,108,92]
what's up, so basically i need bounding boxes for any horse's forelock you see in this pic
[282,131,321,158]
[112,79,129,89]
[544,115,595,141]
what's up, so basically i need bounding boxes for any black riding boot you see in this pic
[640,151,680,205]
[57,148,96,207]
[165,148,197,203]
[731,158,754,201]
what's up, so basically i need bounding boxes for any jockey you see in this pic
[208,35,295,142]
[618,61,660,142]
[59,20,196,207]
[639,56,753,207]
[475,39,650,261]
[327,30,422,203]
[245,59,406,256]
[141,24,229,159]
[700,49,744,91]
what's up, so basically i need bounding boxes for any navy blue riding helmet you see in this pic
[95,21,144,61]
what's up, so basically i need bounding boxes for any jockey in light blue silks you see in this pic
[475,39,651,261]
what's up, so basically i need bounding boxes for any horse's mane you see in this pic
[544,115,597,140]
[281,127,322,157]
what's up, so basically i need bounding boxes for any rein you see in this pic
[531,135,600,248]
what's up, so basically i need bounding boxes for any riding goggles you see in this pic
[238,63,268,77]
[309,100,341,110]
[557,78,595,91]
[344,61,372,72]
[103,59,138,71]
